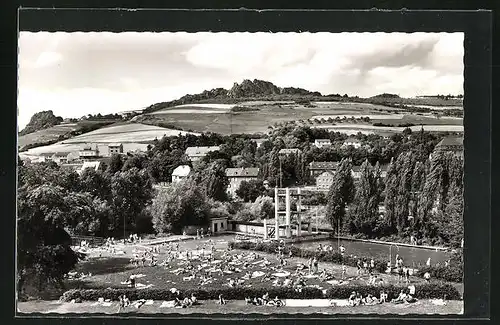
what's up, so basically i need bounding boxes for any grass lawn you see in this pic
[17,299,463,315]
[58,236,453,294]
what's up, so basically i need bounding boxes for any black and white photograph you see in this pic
[16,29,465,315]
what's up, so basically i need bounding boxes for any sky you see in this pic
[18,32,464,129]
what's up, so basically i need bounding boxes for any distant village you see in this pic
[27,134,464,197]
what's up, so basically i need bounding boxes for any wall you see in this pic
[232,221,313,238]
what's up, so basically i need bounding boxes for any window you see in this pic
[221,222,224,229]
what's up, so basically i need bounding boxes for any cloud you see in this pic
[34,51,62,68]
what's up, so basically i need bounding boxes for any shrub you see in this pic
[415,265,463,283]
[60,287,324,302]
[325,283,460,300]
[60,282,460,302]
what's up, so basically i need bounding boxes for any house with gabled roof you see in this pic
[185,146,221,162]
[225,167,260,198]
[432,136,463,158]
[308,161,339,177]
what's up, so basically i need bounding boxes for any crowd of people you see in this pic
[74,235,445,311]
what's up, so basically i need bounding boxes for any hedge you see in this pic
[229,241,463,283]
[60,287,324,302]
[415,266,463,283]
[325,283,461,300]
[60,283,460,302]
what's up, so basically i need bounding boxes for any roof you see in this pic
[316,171,335,178]
[225,167,260,177]
[81,161,101,172]
[108,143,123,147]
[309,161,339,170]
[436,136,463,148]
[81,144,98,151]
[344,137,362,143]
[315,139,331,142]
[172,165,191,177]
[39,152,54,157]
[53,152,69,157]
[251,138,266,143]
[185,146,220,156]
[279,148,302,154]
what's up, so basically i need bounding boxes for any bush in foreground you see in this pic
[60,283,460,302]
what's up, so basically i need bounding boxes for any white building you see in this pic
[314,139,332,148]
[315,171,335,191]
[78,161,103,175]
[172,165,191,183]
[342,138,363,149]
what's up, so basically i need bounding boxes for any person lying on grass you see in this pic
[362,294,379,305]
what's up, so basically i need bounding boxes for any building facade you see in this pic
[108,143,124,155]
[342,138,363,149]
[314,139,332,148]
[315,171,335,190]
[79,144,100,161]
[172,165,191,183]
[225,167,260,198]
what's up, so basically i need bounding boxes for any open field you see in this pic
[17,299,463,315]
[312,124,464,134]
[17,123,79,148]
[62,123,199,143]
[138,100,462,135]
[18,120,124,149]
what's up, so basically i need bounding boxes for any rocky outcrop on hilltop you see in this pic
[227,79,321,98]
[19,110,63,135]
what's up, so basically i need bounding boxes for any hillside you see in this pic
[19,110,63,136]
[142,79,321,114]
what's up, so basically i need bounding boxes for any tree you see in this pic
[236,179,266,202]
[194,159,229,201]
[325,159,355,232]
[346,160,381,236]
[151,180,210,234]
[80,168,111,201]
[110,168,154,236]
[17,185,84,294]
[107,154,124,174]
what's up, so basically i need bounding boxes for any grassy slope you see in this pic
[18,120,123,149]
